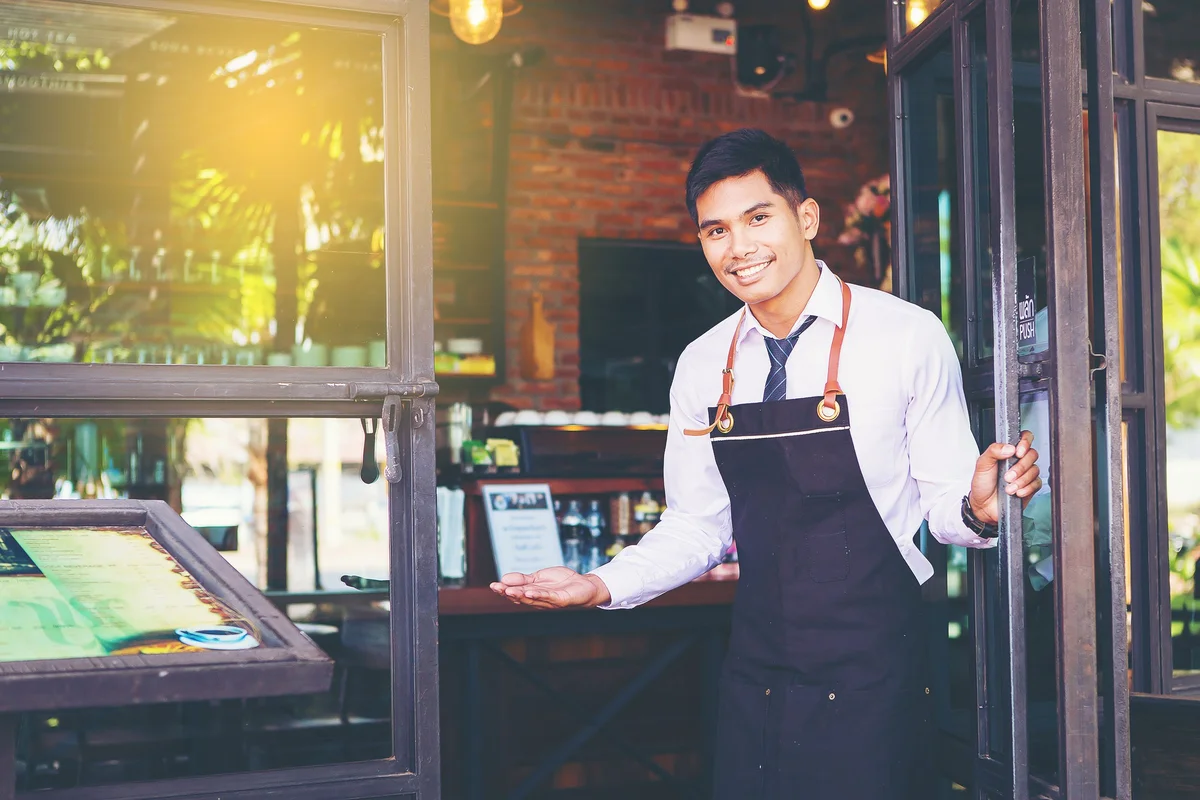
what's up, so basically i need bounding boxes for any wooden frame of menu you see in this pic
[0,500,332,713]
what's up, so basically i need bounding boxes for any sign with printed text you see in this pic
[482,483,564,577]
[1017,256,1040,356]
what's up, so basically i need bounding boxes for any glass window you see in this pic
[1019,387,1058,781]
[9,414,392,789]
[975,0,1049,363]
[0,2,388,367]
[1143,0,1200,84]
[1156,127,1200,678]
[902,44,965,359]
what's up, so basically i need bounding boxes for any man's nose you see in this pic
[729,227,757,260]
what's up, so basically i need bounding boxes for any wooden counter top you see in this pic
[438,565,739,616]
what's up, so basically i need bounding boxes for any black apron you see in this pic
[689,280,933,800]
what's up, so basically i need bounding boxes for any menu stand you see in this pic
[0,500,333,798]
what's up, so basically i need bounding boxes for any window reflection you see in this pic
[1,416,389,591]
[1144,0,1200,84]
[1157,128,1200,677]
[903,46,965,357]
[1019,388,1058,780]
[0,2,388,367]
[973,8,1050,362]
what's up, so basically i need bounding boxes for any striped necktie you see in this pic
[762,316,817,402]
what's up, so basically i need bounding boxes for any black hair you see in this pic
[684,128,808,225]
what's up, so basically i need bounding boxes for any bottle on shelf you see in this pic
[584,499,608,571]
[563,537,585,574]
[634,491,661,537]
[560,499,585,538]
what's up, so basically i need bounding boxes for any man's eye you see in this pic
[752,214,768,223]
[708,228,726,238]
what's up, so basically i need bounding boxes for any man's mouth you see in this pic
[730,260,771,280]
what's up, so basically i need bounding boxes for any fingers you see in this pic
[1004,464,1041,497]
[490,573,534,592]
[976,441,1017,471]
[1015,429,1036,459]
[1019,477,1044,507]
[496,585,567,609]
[1003,445,1039,482]
[979,430,1037,470]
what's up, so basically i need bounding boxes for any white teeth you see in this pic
[734,262,768,278]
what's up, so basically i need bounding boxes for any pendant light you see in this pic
[431,0,524,46]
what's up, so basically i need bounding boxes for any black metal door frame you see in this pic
[888,0,1129,796]
[1,1,440,798]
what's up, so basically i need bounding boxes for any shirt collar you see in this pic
[737,260,844,347]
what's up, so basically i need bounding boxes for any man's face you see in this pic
[695,170,819,308]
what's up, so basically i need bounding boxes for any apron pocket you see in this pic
[808,530,851,583]
[712,676,772,799]
[778,683,924,800]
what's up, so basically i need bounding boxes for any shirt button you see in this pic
[765,689,770,696]
[925,687,931,695]
[828,692,836,701]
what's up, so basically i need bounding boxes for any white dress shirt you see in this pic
[591,263,995,610]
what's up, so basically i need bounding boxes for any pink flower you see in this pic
[872,193,890,218]
[854,187,876,216]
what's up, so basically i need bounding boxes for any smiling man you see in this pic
[491,128,1042,799]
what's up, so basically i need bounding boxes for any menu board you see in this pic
[0,526,260,663]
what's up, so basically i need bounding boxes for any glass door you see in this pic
[890,0,1128,796]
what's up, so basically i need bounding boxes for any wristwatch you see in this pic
[961,495,1000,539]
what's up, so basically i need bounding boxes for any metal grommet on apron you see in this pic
[691,278,933,800]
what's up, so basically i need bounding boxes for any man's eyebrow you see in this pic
[698,201,774,230]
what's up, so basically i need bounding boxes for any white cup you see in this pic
[543,410,571,426]
[513,410,543,425]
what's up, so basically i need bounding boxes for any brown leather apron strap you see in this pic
[683,309,745,436]
[819,279,852,421]
[683,278,852,436]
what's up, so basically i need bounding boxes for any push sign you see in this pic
[1017,257,1039,356]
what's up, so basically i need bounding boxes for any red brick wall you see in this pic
[452,0,890,410]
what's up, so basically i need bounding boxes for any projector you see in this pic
[666,13,738,55]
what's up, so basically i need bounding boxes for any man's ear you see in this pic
[797,197,820,241]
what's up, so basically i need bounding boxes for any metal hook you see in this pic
[1087,339,1108,375]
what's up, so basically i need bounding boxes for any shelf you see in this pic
[456,476,664,496]
[436,372,498,381]
[437,572,736,616]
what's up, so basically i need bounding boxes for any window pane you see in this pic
[903,44,965,359]
[8,415,393,788]
[1144,0,1200,84]
[0,3,387,367]
[1157,128,1200,678]
[1019,387,1058,782]
[971,21,994,360]
[977,0,1049,361]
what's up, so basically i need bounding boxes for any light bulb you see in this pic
[907,0,929,28]
[449,0,503,45]
[808,0,831,10]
